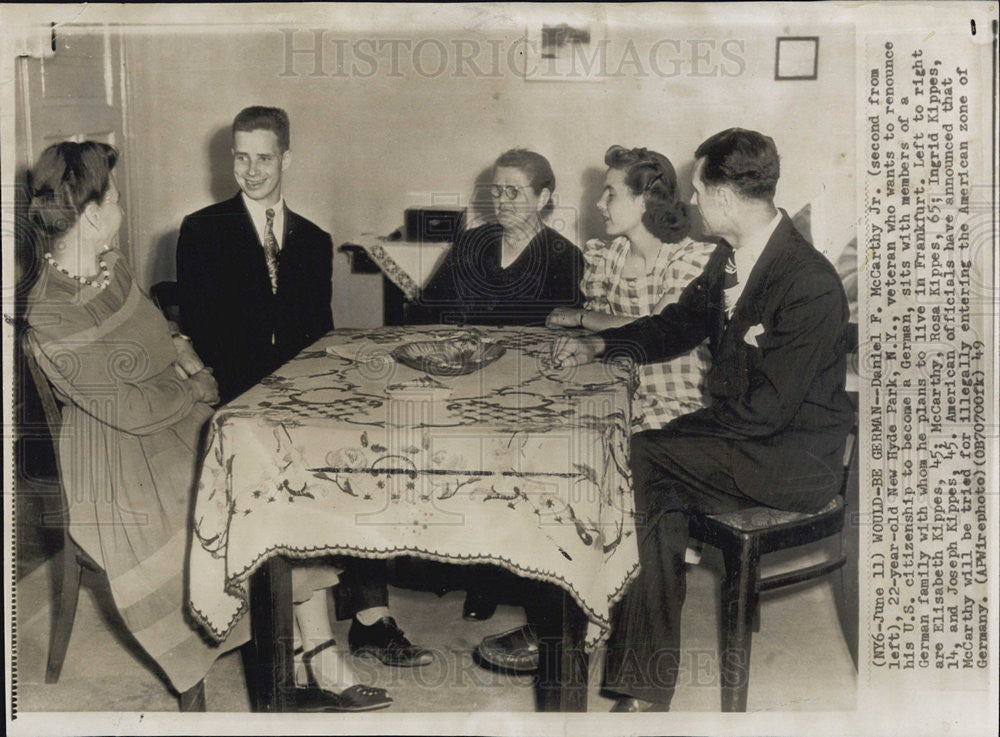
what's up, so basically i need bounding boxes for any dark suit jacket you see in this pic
[176,194,333,404]
[599,212,854,512]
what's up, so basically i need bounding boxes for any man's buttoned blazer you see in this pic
[600,212,854,512]
[176,194,333,403]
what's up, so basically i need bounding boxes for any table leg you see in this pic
[249,556,295,712]
[535,585,589,712]
[559,590,589,712]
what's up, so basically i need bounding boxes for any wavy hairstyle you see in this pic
[28,141,119,246]
[604,145,688,243]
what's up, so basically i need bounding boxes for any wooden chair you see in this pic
[688,422,859,712]
[21,332,206,711]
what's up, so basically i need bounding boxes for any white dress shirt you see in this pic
[241,192,286,251]
[727,210,782,310]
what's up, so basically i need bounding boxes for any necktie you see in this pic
[722,252,739,317]
[263,208,279,294]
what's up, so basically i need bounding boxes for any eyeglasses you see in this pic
[489,184,525,201]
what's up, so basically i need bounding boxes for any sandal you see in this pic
[294,639,393,712]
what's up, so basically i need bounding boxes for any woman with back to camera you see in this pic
[24,141,391,712]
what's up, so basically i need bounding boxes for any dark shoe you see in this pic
[609,696,670,712]
[295,640,392,712]
[462,590,499,621]
[475,624,538,673]
[348,617,434,667]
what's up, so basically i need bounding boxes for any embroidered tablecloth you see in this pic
[189,326,638,649]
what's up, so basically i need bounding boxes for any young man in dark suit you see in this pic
[175,107,331,406]
[176,108,432,693]
[547,128,855,711]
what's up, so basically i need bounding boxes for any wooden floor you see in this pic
[13,519,857,714]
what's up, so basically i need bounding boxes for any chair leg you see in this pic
[46,543,82,684]
[719,534,760,712]
[178,680,206,711]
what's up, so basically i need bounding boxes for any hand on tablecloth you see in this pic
[550,334,604,369]
[546,307,586,328]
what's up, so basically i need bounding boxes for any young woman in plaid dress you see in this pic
[475,146,719,670]
[547,146,718,433]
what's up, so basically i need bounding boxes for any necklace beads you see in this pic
[44,251,111,290]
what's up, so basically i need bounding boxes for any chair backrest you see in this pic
[840,421,859,497]
[22,331,63,458]
[22,331,82,533]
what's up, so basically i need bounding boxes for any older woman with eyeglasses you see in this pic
[414,148,584,326]
[410,148,584,622]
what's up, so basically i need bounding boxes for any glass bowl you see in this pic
[391,336,506,376]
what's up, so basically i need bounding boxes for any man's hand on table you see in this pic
[550,333,605,368]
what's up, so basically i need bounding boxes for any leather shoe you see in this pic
[296,683,393,713]
[609,696,670,712]
[462,590,498,621]
[294,639,392,712]
[475,624,538,673]
[348,616,434,667]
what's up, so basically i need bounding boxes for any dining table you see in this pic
[187,324,640,712]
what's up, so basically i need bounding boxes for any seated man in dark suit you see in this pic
[176,107,432,694]
[548,128,854,711]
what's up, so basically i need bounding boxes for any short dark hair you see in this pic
[494,148,556,218]
[605,145,689,243]
[232,106,290,151]
[28,140,119,242]
[694,128,780,201]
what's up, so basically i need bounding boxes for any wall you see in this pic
[121,5,855,327]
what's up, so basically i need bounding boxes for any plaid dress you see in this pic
[581,236,716,433]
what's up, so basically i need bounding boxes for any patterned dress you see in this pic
[26,250,249,693]
[581,236,716,433]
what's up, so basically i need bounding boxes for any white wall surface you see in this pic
[120,6,855,327]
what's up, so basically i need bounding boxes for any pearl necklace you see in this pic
[44,251,111,290]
